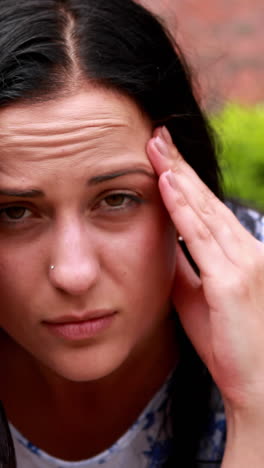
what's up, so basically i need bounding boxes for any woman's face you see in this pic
[0,87,176,382]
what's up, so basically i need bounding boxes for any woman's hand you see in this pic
[147,126,264,465]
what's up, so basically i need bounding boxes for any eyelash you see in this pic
[0,192,142,225]
[0,205,33,224]
[96,192,142,211]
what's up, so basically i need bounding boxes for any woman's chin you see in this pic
[42,349,129,384]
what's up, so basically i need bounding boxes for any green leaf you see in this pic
[210,103,264,211]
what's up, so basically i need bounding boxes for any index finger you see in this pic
[147,126,256,256]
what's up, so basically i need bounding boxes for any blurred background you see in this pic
[141,0,264,211]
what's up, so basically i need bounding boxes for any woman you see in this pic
[0,0,263,467]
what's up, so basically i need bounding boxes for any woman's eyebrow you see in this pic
[0,169,155,197]
[0,188,43,198]
[88,168,156,185]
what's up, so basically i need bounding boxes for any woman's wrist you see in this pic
[222,404,264,467]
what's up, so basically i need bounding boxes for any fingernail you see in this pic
[165,169,178,190]
[154,135,169,157]
[161,126,173,145]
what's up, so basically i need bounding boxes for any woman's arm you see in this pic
[147,125,264,467]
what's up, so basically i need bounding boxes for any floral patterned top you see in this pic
[10,372,175,468]
[9,202,264,468]
[10,370,226,468]
[226,199,264,242]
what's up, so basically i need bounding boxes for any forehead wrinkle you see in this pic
[0,119,127,137]
[0,123,137,163]
[0,86,149,136]
[0,88,152,167]
[0,137,148,166]
[0,119,128,141]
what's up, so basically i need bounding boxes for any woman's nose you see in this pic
[49,223,100,296]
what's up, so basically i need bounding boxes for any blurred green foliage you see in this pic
[210,103,264,211]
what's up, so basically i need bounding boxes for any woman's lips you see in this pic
[43,311,117,340]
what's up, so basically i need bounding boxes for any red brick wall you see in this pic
[140,0,264,107]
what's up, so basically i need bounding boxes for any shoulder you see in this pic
[226,198,264,242]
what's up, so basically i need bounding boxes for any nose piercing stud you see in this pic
[50,265,55,270]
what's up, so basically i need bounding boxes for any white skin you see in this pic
[148,127,264,467]
[1,85,264,465]
[0,87,177,459]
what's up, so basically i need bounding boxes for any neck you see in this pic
[1,319,178,460]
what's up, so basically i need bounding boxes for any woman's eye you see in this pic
[99,193,141,210]
[0,206,32,222]
[104,194,129,207]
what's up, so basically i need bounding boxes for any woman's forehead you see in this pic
[0,87,153,179]
[0,87,150,133]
